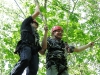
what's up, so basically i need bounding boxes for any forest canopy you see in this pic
[0,0,100,75]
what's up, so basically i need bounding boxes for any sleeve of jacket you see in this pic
[65,43,75,53]
[22,16,33,26]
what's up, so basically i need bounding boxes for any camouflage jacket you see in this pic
[46,37,75,69]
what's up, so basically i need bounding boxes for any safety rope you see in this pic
[14,0,26,18]
[94,37,100,43]
[34,0,47,25]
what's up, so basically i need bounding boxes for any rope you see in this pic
[34,0,47,25]
[94,37,100,42]
[14,0,26,18]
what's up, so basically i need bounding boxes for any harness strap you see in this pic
[21,29,32,33]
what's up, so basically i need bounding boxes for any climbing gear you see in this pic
[14,0,26,17]
[34,0,47,25]
[94,37,100,42]
[51,26,63,33]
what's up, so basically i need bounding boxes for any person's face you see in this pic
[31,23,38,30]
[53,30,63,39]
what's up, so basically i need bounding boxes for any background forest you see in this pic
[0,0,100,75]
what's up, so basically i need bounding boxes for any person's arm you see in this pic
[21,5,40,26]
[74,42,94,52]
[39,25,48,55]
[32,5,40,19]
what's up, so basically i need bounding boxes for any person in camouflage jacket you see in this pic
[41,26,94,75]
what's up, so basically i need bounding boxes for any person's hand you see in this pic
[35,5,40,9]
[88,42,94,47]
[34,5,40,13]
[44,25,48,32]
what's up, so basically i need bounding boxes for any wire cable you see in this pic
[14,0,26,18]
[34,0,47,25]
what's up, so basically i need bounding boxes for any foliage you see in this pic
[0,0,100,75]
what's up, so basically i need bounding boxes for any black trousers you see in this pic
[10,46,39,75]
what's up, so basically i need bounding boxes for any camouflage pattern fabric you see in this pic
[46,37,74,75]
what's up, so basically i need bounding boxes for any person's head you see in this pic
[31,20,38,30]
[51,26,63,40]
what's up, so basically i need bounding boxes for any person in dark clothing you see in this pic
[10,5,48,75]
[41,26,94,75]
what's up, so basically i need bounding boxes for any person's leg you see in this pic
[46,65,58,75]
[10,46,32,75]
[26,53,39,75]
